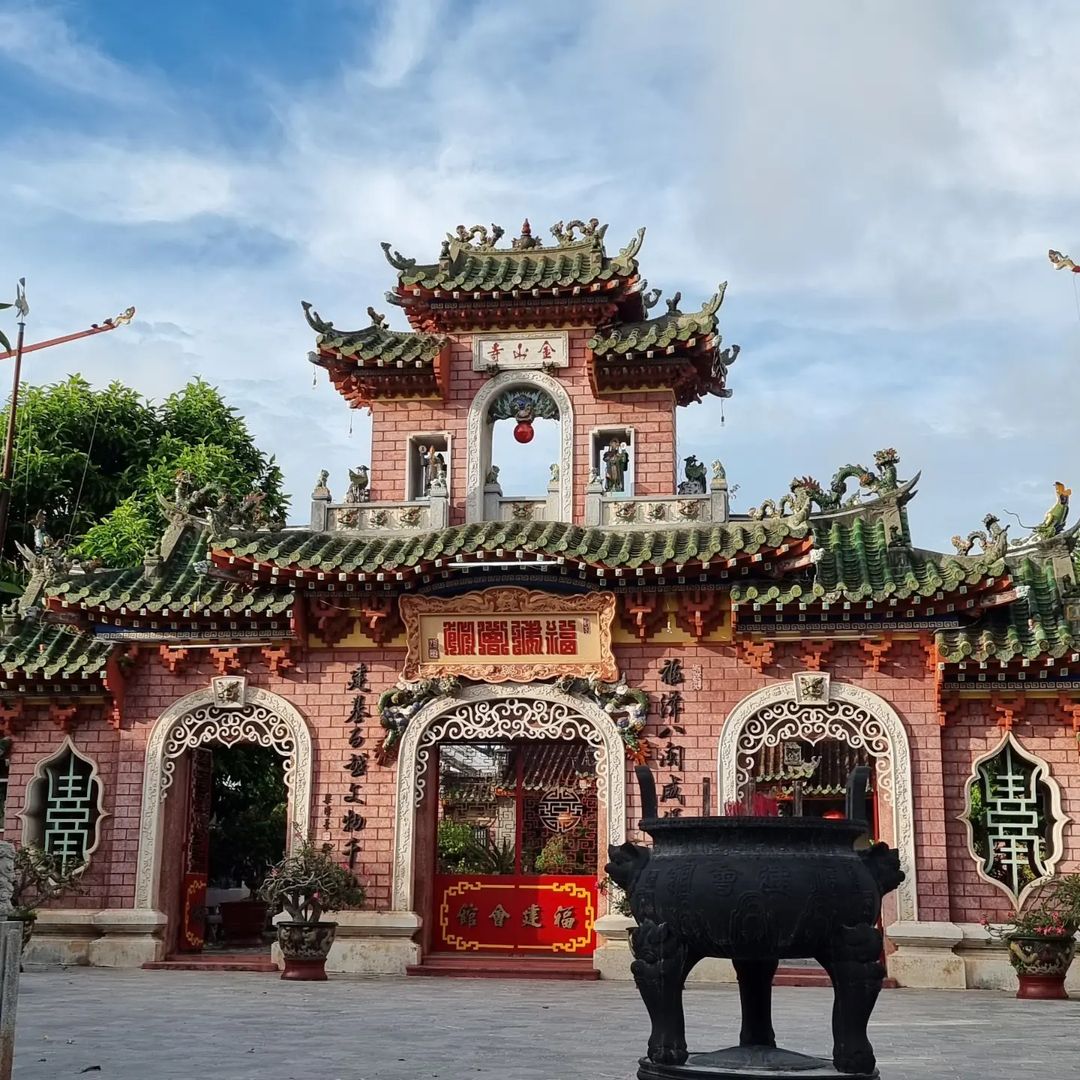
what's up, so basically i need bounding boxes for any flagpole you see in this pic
[0,282,29,561]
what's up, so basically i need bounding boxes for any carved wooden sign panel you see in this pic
[471,330,569,371]
[401,587,617,682]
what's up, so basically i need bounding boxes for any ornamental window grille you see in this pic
[23,741,104,867]
[960,733,1067,908]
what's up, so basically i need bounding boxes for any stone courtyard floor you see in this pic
[10,968,1079,1079]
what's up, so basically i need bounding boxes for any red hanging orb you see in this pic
[513,420,535,444]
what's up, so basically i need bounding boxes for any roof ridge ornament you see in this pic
[952,514,1008,557]
[366,306,386,329]
[511,218,543,250]
[300,300,332,334]
[380,242,416,271]
[451,224,505,250]
[550,218,606,246]
[1005,481,1071,546]
[750,449,903,519]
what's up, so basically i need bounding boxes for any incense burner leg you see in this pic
[733,956,779,1048]
[819,924,885,1075]
[630,919,696,1066]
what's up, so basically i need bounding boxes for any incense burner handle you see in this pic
[635,764,659,821]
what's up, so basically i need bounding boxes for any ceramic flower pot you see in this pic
[276,920,337,981]
[1007,933,1076,1000]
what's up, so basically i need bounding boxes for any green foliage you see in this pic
[597,875,634,917]
[534,834,572,874]
[0,375,288,574]
[10,845,87,918]
[436,820,515,875]
[259,838,364,923]
[207,745,288,893]
[983,874,1080,939]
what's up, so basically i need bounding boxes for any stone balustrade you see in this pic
[310,486,449,532]
[585,475,730,528]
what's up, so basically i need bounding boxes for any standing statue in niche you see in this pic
[603,438,631,494]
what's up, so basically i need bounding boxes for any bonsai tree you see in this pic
[259,839,364,924]
[983,873,1080,941]
[9,845,87,919]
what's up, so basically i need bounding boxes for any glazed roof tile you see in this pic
[730,514,1006,607]
[216,518,808,574]
[589,288,725,357]
[48,524,293,620]
[0,619,111,685]
[936,555,1076,663]
[302,303,447,366]
[384,227,643,294]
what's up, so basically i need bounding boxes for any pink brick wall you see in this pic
[943,698,1080,926]
[10,634,1077,928]
[367,330,678,522]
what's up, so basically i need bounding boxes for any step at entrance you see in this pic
[143,952,278,973]
[407,955,599,981]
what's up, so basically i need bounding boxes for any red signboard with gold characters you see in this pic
[434,874,597,955]
[401,587,617,683]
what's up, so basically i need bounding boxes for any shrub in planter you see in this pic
[983,874,1080,999]
[8,846,87,952]
[259,840,364,981]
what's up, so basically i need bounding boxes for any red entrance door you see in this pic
[177,748,213,952]
[432,741,599,956]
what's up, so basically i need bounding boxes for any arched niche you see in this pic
[134,681,314,910]
[466,370,574,522]
[717,673,919,922]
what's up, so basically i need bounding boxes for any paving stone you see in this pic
[10,970,1079,1080]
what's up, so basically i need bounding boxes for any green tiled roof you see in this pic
[49,524,293,620]
[589,288,724,356]
[936,556,1076,663]
[302,302,446,365]
[730,514,1005,606]
[383,226,644,294]
[0,620,111,686]
[217,518,809,574]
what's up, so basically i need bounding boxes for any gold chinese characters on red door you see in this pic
[400,587,617,682]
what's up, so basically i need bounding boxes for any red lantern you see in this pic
[513,420,534,444]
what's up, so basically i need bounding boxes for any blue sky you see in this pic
[2,0,1079,546]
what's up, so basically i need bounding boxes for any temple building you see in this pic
[1,217,1078,989]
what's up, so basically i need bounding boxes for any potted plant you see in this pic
[259,839,364,981]
[9,845,86,951]
[983,874,1080,999]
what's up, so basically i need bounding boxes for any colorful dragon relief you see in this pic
[954,482,1073,554]
[750,447,901,520]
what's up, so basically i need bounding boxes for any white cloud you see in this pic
[3,0,1079,548]
[0,3,158,104]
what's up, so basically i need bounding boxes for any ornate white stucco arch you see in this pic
[134,682,314,910]
[717,674,919,922]
[391,683,626,912]
[465,369,574,522]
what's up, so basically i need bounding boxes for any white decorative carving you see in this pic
[211,675,246,709]
[958,731,1070,910]
[718,675,918,922]
[391,683,626,912]
[134,686,314,910]
[465,370,573,523]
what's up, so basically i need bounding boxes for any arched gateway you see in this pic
[717,673,919,922]
[134,680,314,910]
[392,683,627,913]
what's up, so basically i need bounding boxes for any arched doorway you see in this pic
[391,684,626,960]
[465,370,574,522]
[717,673,918,923]
[134,679,314,940]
